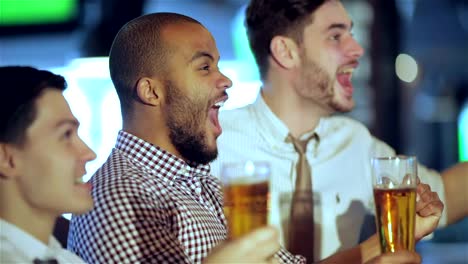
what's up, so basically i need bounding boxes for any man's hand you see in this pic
[204,226,280,264]
[365,250,421,264]
[415,178,444,240]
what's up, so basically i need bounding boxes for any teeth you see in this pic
[214,101,225,107]
[75,178,85,184]
[340,68,354,74]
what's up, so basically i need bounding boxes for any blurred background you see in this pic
[1,0,467,250]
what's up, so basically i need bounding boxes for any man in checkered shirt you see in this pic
[66,12,304,264]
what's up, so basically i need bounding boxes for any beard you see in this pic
[299,57,353,113]
[164,80,218,165]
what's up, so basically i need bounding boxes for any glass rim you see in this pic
[221,160,270,183]
[371,155,416,161]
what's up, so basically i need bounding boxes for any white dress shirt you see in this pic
[211,95,447,260]
[0,219,85,264]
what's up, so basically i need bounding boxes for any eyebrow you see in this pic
[326,21,354,32]
[55,119,80,129]
[189,51,218,63]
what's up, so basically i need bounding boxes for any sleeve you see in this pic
[68,177,193,264]
[275,247,307,264]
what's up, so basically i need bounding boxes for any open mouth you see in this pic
[208,95,228,136]
[74,175,92,192]
[337,65,357,97]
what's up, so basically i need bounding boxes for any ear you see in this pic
[135,77,162,106]
[270,36,301,69]
[0,143,18,179]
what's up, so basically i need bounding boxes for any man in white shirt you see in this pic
[0,66,95,263]
[212,0,463,262]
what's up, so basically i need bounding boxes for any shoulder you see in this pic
[91,169,164,206]
[80,153,169,223]
[326,115,371,135]
[323,115,373,145]
[322,116,397,157]
[92,149,159,189]
[328,116,397,156]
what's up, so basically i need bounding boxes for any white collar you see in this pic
[251,92,327,146]
[0,218,62,259]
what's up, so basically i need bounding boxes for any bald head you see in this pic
[109,12,202,119]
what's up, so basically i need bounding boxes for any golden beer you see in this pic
[373,187,416,252]
[223,180,269,239]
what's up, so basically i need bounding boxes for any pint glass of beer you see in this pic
[371,156,417,253]
[221,161,270,239]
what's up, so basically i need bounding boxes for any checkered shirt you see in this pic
[68,131,304,264]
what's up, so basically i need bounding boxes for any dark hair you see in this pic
[109,12,202,120]
[0,66,67,145]
[245,0,327,80]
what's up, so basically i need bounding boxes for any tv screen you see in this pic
[0,0,81,33]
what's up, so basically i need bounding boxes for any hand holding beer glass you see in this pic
[371,156,417,253]
[221,161,270,239]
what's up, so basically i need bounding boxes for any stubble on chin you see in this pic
[164,81,218,164]
[167,116,219,165]
[329,83,355,113]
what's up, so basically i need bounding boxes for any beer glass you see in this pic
[371,156,417,253]
[221,161,270,239]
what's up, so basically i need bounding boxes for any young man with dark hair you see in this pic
[0,66,96,263]
[212,0,454,263]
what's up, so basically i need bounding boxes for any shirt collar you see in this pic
[0,219,61,259]
[251,93,326,146]
[115,130,211,183]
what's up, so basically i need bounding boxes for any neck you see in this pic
[123,111,183,160]
[0,187,56,244]
[262,75,331,138]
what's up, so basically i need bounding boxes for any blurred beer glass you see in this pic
[371,156,417,253]
[221,161,270,239]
